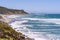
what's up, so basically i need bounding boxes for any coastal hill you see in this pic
[0,6,28,15]
[0,21,31,40]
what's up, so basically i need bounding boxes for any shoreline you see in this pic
[0,14,34,40]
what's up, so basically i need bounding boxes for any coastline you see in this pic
[0,15,33,40]
[0,14,34,40]
[0,6,34,40]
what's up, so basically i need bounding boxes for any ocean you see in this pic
[6,14,60,40]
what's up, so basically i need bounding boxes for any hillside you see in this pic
[0,6,28,15]
[0,21,31,40]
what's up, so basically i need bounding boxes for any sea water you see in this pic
[6,14,60,40]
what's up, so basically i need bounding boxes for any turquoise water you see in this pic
[7,14,60,40]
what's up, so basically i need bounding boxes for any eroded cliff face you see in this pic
[0,6,28,15]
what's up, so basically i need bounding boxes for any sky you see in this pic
[0,0,60,13]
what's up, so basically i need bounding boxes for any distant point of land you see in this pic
[0,6,28,15]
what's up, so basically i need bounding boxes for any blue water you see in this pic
[17,14,60,18]
[7,14,60,40]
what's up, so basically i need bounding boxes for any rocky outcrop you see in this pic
[0,6,28,15]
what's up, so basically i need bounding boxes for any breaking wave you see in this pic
[5,14,60,40]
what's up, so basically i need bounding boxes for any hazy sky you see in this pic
[0,0,60,13]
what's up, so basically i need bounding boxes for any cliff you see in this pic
[0,21,31,40]
[0,6,28,15]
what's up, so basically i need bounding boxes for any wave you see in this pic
[5,15,60,40]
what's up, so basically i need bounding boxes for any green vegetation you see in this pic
[0,21,30,40]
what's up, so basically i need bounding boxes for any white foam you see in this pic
[10,21,60,40]
[4,15,20,18]
[22,18,60,24]
[10,20,28,28]
[35,38,47,40]
[4,15,60,40]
